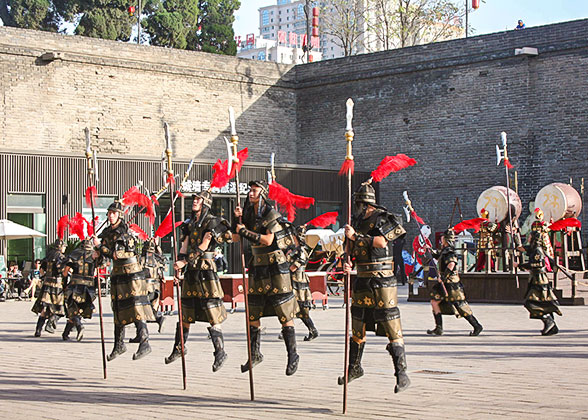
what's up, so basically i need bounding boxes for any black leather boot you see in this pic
[541,314,558,336]
[302,317,319,341]
[156,311,165,333]
[427,313,443,335]
[209,326,228,372]
[241,326,264,373]
[387,342,411,393]
[107,324,127,361]
[35,317,46,337]
[282,326,299,376]
[338,340,365,385]
[45,315,58,333]
[62,320,74,341]
[465,314,483,336]
[129,323,141,343]
[133,321,152,360]
[165,323,188,364]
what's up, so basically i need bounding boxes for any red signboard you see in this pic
[278,30,286,44]
[246,33,255,46]
[289,32,298,46]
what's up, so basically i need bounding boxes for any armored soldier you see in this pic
[165,191,233,372]
[97,200,155,361]
[61,239,98,341]
[233,180,300,376]
[129,238,166,343]
[475,208,499,271]
[530,208,554,258]
[427,228,483,336]
[32,239,67,337]
[338,182,410,393]
[516,231,562,335]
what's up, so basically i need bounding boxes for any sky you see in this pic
[233,0,588,38]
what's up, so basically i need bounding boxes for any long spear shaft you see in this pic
[230,108,255,401]
[501,132,519,288]
[84,128,107,380]
[164,123,188,390]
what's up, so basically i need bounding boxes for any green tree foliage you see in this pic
[143,0,199,49]
[0,0,60,30]
[73,0,135,41]
[190,0,240,55]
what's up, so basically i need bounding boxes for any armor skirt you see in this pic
[31,277,65,317]
[429,278,473,318]
[181,268,227,325]
[65,278,96,319]
[110,271,155,325]
[292,270,313,318]
[524,272,562,319]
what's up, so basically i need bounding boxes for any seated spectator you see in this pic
[24,259,44,300]
[8,262,23,299]
[515,20,526,30]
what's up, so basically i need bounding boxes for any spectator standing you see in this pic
[515,20,526,30]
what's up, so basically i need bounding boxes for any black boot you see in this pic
[74,316,84,342]
[302,317,319,341]
[338,339,365,385]
[208,326,228,372]
[129,323,141,343]
[132,321,152,360]
[387,342,411,393]
[34,317,46,337]
[541,314,558,336]
[282,326,299,376]
[62,320,74,341]
[107,324,127,361]
[156,312,165,333]
[45,315,58,333]
[241,326,264,373]
[465,314,483,336]
[427,313,443,335]
[165,323,188,364]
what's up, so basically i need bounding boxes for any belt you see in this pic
[251,245,274,256]
[71,277,95,287]
[356,262,394,272]
[252,250,286,266]
[114,256,138,266]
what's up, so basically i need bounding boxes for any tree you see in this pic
[320,0,366,57]
[143,0,199,49]
[189,0,240,55]
[72,0,135,41]
[0,0,61,30]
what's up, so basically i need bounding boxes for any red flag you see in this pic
[154,210,183,238]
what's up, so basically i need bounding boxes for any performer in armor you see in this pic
[233,180,300,376]
[338,182,410,393]
[97,200,155,361]
[475,208,499,271]
[165,191,232,372]
[129,238,166,343]
[61,239,97,341]
[517,230,562,335]
[427,228,483,336]
[32,239,67,336]
[530,208,554,258]
[279,224,319,341]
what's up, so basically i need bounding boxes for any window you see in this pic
[7,193,46,261]
[298,4,304,15]
[262,10,269,25]
[258,51,266,60]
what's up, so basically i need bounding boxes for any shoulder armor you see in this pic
[376,211,406,241]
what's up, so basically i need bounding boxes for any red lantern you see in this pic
[312,7,319,17]
[472,0,479,9]
[312,17,319,27]
[128,5,135,15]
[312,27,319,37]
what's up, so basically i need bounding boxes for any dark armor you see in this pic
[64,240,97,320]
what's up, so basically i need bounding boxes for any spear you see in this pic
[229,106,255,401]
[164,122,188,390]
[84,127,107,380]
[340,98,354,414]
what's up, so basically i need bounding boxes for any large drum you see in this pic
[476,186,522,223]
[534,183,582,221]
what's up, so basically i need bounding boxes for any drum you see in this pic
[476,186,522,223]
[534,183,582,221]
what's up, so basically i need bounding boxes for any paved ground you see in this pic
[1,286,588,420]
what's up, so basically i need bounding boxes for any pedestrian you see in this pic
[213,247,228,274]
[515,19,526,30]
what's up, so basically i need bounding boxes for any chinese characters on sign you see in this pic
[180,180,250,195]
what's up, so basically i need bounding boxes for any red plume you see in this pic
[122,186,155,225]
[306,212,338,228]
[85,186,97,207]
[167,173,175,186]
[371,154,417,182]
[269,181,315,222]
[129,223,149,241]
[453,217,487,234]
[230,148,249,177]
[69,212,88,240]
[503,158,514,169]
[151,194,160,206]
[549,218,581,231]
[154,210,183,238]
[57,215,70,241]
[410,210,425,225]
[338,159,354,176]
[85,216,98,236]
[211,148,249,189]
[176,190,184,198]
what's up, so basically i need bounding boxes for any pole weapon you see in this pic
[229,106,255,401]
[164,122,188,390]
[84,127,107,380]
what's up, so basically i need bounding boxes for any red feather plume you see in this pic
[85,186,97,207]
[410,210,425,225]
[85,216,98,236]
[549,217,581,231]
[154,210,183,238]
[69,212,88,240]
[269,181,315,222]
[503,158,514,169]
[306,212,338,228]
[453,217,487,234]
[57,215,70,241]
[122,186,155,225]
[151,195,160,206]
[129,223,149,241]
[338,159,354,176]
[230,148,249,178]
[371,154,417,182]
[211,148,249,189]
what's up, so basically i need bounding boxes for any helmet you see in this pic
[248,180,268,197]
[354,181,377,205]
[534,207,544,221]
[81,239,94,252]
[107,200,124,214]
[192,190,212,209]
[480,208,489,219]
[144,238,157,254]
[442,228,456,246]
